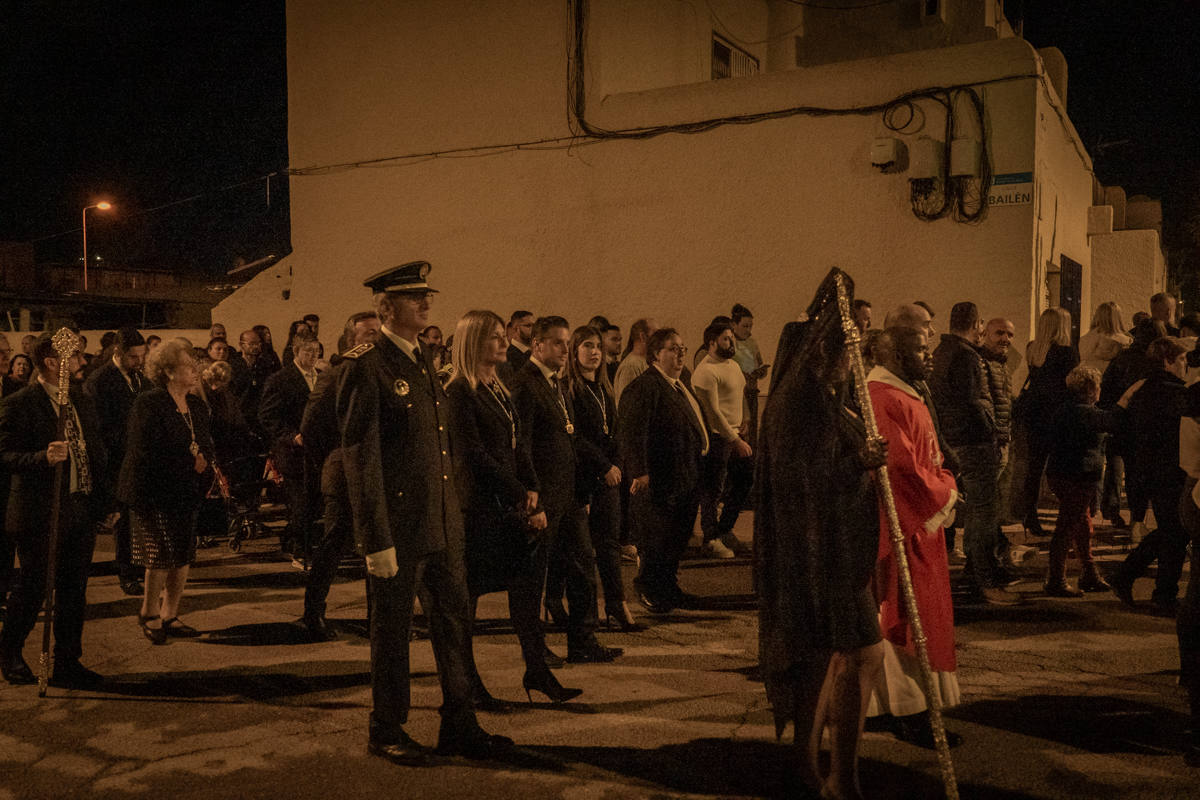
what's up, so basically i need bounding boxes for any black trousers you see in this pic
[367,548,475,738]
[546,504,600,650]
[546,487,624,615]
[1119,477,1189,605]
[1178,478,1200,725]
[632,488,699,603]
[304,488,352,619]
[0,494,98,664]
[699,439,751,542]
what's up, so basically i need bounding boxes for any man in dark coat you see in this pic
[0,332,111,688]
[510,316,618,663]
[298,311,380,640]
[259,333,321,561]
[505,311,534,372]
[337,262,511,765]
[83,326,148,595]
[229,328,275,442]
[618,326,708,614]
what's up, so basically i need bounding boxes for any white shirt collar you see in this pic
[382,325,420,363]
[529,356,559,385]
[867,364,922,400]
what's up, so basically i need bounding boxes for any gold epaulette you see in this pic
[341,343,374,359]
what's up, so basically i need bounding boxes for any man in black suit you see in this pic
[338,262,511,765]
[0,333,21,615]
[229,328,275,442]
[618,327,709,614]
[259,333,321,562]
[0,333,111,688]
[510,316,620,664]
[83,326,148,595]
[505,311,534,371]
[298,311,380,640]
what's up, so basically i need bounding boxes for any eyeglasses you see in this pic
[666,345,688,355]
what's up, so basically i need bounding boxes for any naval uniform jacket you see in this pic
[336,335,463,560]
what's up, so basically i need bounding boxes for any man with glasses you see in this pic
[618,327,709,614]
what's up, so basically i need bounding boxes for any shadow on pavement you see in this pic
[951,693,1190,756]
[525,739,1039,799]
[91,661,371,702]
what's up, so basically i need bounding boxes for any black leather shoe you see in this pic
[1,654,36,685]
[300,615,338,642]
[542,645,565,669]
[435,725,515,759]
[892,711,963,750]
[636,590,674,614]
[49,660,103,690]
[1110,573,1136,607]
[162,617,201,638]
[368,731,433,767]
[567,642,623,663]
[118,578,144,596]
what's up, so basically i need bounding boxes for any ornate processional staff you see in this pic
[833,272,960,799]
[38,327,80,697]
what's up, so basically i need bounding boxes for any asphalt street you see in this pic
[0,513,1195,799]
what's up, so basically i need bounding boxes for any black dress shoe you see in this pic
[567,642,623,663]
[300,615,338,642]
[368,731,433,767]
[49,660,103,690]
[542,645,565,669]
[435,725,515,759]
[1110,573,1136,607]
[1,655,36,685]
[118,578,144,596]
[892,711,963,750]
[162,617,202,638]
[636,590,673,614]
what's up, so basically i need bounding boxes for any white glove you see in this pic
[366,547,398,578]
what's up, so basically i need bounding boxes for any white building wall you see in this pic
[217,2,1093,368]
[1091,228,1167,325]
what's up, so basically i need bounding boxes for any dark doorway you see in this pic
[1060,254,1083,344]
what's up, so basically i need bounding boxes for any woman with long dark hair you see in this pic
[445,310,581,705]
[559,325,640,630]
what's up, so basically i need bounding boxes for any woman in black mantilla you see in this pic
[756,271,887,800]
[118,337,214,644]
[445,310,582,706]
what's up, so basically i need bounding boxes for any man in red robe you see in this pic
[866,327,963,748]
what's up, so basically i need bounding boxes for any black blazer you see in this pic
[506,343,530,371]
[510,360,577,516]
[337,335,462,559]
[116,388,214,512]
[0,382,110,533]
[445,376,536,516]
[568,377,620,503]
[83,359,148,483]
[617,366,707,505]
[258,362,311,475]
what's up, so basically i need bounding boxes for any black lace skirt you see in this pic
[130,506,199,569]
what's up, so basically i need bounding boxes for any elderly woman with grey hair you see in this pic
[117,338,214,644]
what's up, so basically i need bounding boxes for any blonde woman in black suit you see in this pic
[445,310,581,705]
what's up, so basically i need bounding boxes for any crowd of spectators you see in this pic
[0,283,1196,770]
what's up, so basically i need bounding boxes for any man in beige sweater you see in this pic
[691,321,752,558]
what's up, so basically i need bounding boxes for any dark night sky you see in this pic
[1,1,1196,281]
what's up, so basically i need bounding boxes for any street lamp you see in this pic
[81,201,113,292]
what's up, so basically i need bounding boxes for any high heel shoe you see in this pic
[543,598,568,630]
[603,602,645,632]
[138,614,168,645]
[522,669,583,704]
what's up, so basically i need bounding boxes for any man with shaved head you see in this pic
[884,304,935,341]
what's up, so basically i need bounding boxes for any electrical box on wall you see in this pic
[909,136,941,179]
[870,137,904,172]
[950,138,981,177]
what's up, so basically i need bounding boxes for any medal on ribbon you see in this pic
[393,379,410,397]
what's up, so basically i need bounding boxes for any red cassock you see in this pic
[868,374,959,672]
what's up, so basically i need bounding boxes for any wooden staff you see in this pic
[38,327,79,697]
[833,272,959,799]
